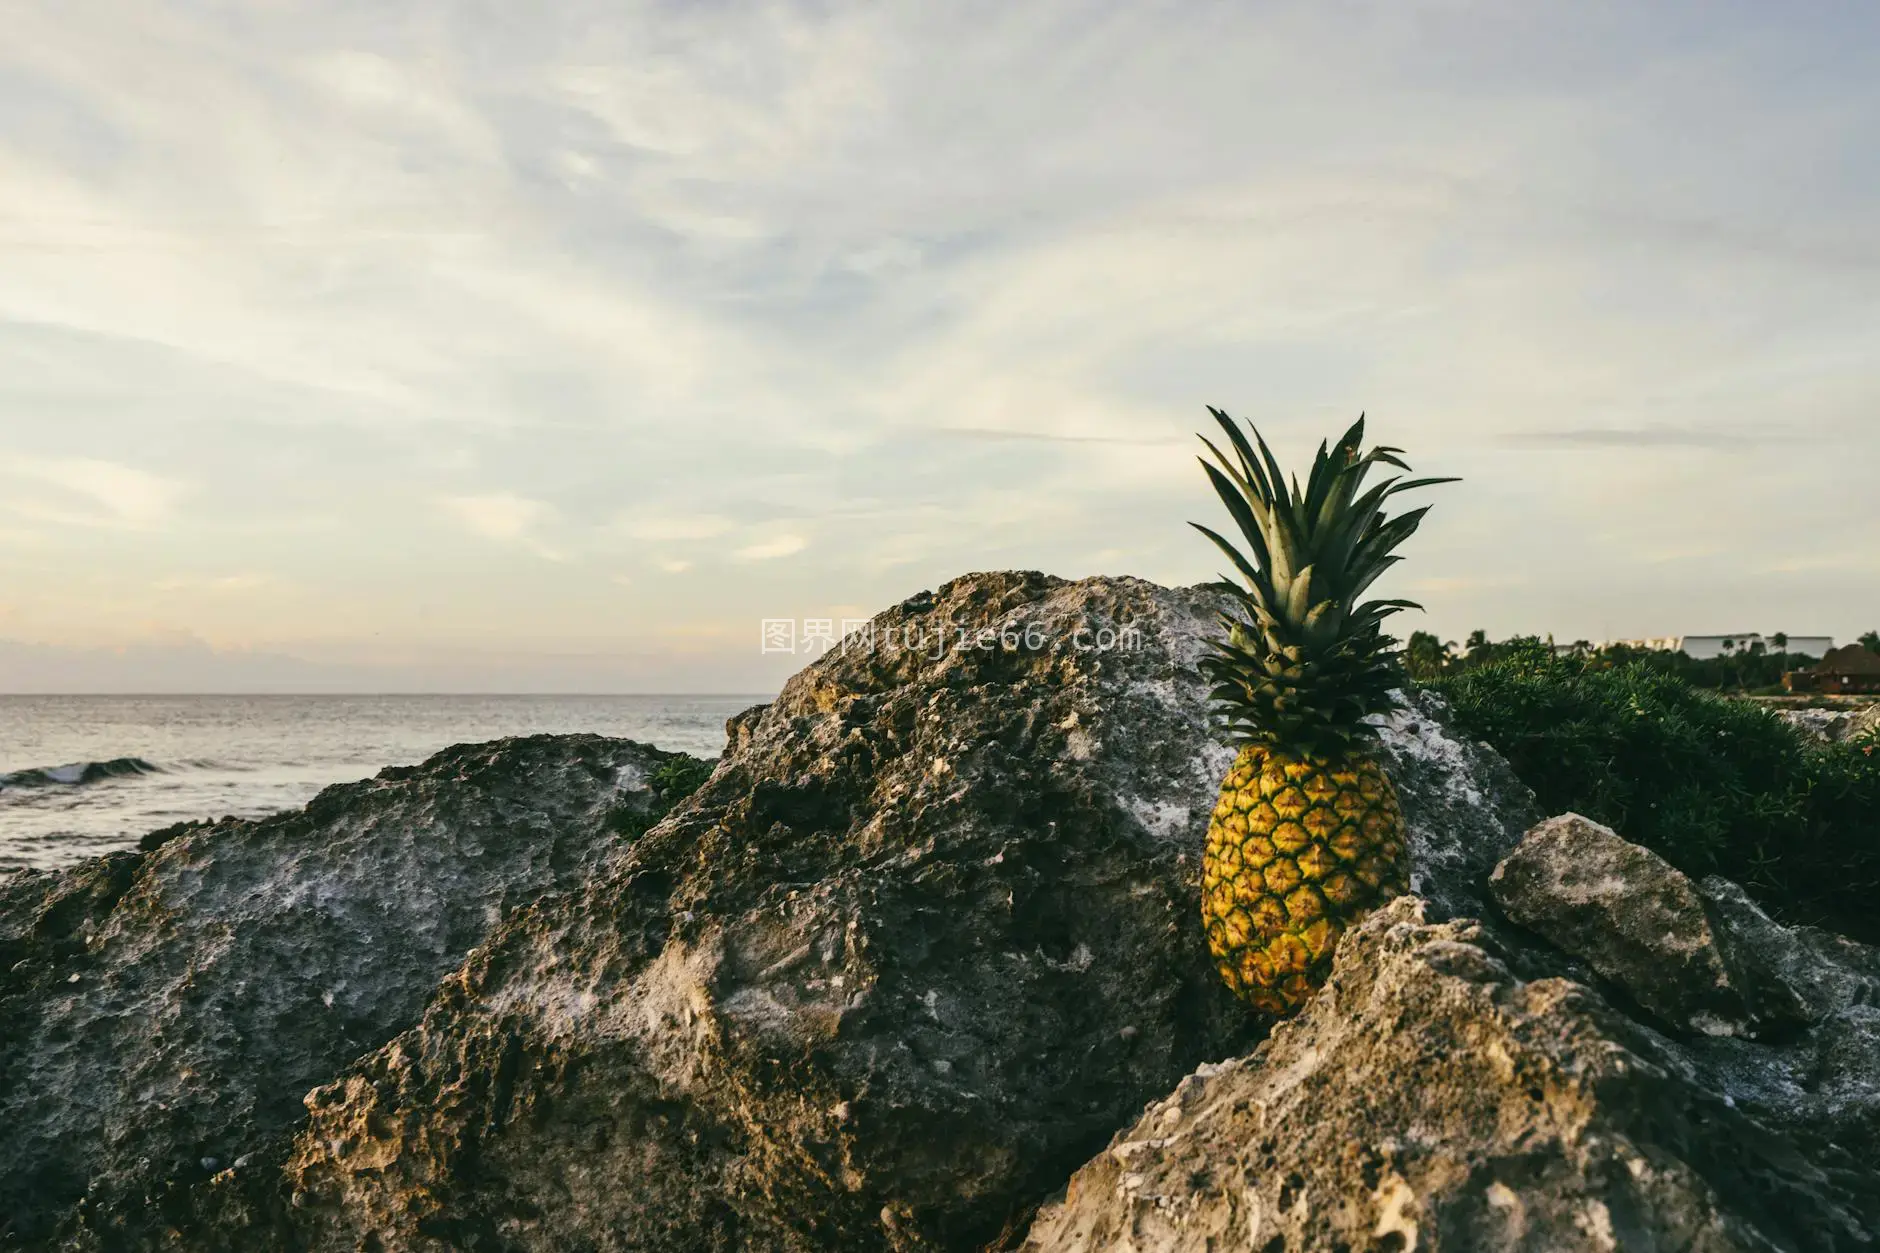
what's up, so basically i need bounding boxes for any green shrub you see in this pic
[1431,642,1880,943]
[650,755,714,803]
[605,753,716,839]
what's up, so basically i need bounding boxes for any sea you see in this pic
[0,694,769,876]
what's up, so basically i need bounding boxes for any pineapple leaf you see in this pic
[1191,522,1265,591]
[1191,406,1457,752]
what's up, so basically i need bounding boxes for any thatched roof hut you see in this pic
[1786,644,1880,693]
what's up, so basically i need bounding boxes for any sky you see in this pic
[1,0,1877,693]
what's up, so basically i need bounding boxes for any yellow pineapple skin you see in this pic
[1201,744,1408,1014]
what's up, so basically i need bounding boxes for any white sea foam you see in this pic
[0,695,753,875]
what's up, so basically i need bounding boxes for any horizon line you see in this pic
[0,691,782,699]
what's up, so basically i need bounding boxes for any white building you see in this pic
[1597,636,1684,653]
[1592,634,1834,659]
[1673,634,1833,660]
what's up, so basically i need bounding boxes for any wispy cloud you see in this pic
[439,493,551,541]
[1500,428,1769,450]
[615,512,736,542]
[437,492,567,561]
[153,573,272,592]
[734,534,807,561]
[927,427,1186,447]
[2,455,184,528]
[2,0,1879,684]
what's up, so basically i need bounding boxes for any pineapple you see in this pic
[1192,408,1455,1014]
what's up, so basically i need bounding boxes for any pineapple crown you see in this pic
[1192,407,1457,754]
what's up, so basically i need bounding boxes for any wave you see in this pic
[0,757,163,791]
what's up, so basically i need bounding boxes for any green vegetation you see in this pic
[1428,643,1880,944]
[649,755,714,803]
[1403,628,1870,694]
[606,754,715,838]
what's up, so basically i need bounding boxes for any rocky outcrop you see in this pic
[1488,812,1810,1039]
[161,572,1533,1253]
[258,574,1244,1252]
[1775,703,1880,743]
[21,569,1875,1252]
[1678,874,1880,1172]
[0,735,704,1248]
[1024,895,1880,1252]
[1369,692,1538,923]
[1027,814,1880,1253]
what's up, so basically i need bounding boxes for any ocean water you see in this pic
[0,694,767,876]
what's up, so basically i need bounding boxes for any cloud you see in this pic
[152,573,272,592]
[616,512,735,541]
[734,534,807,561]
[3,1,1880,684]
[1762,551,1880,575]
[439,492,551,541]
[437,492,569,561]
[1405,576,1512,594]
[927,426,1186,447]
[300,50,496,160]
[1,455,184,528]
[1499,428,1768,449]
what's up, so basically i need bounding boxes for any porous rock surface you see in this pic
[1368,692,1538,923]
[34,570,1865,1252]
[0,734,699,1248]
[1488,812,1810,1039]
[1678,874,1880,1173]
[1023,895,1880,1253]
[168,572,1536,1252]
[1774,703,1880,743]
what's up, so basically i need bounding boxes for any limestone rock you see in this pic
[260,574,1249,1252]
[1024,897,1880,1253]
[0,573,1551,1251]
[1370,690,1538,922]
[231,573,1535,1252]
[1488,812,1808,1038]
[1774,703,1880,743]
[1679,874,1880,1169]
[0,735,700,1248]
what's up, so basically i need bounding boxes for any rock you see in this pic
[0,573,1547,1251]
[1024,896,1880,1253]
[1370,690,1539,923]
[1774,703,1880,744]
[198,572,1536,1253]
[1680,875,1880,1169]
[0,734,704,1248]
[258,574,1248,1253]
[1488,813,1809,1039]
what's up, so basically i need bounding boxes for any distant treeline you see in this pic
[1404,629,1880,693]
[1423,642,1880,944]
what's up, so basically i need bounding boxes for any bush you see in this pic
[1406,628,1831,692]
[1431,643,1880,944]
[650,755,715,804]
[606,753,716,839]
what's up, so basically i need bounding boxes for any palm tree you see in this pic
[1405,630,1449,680]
